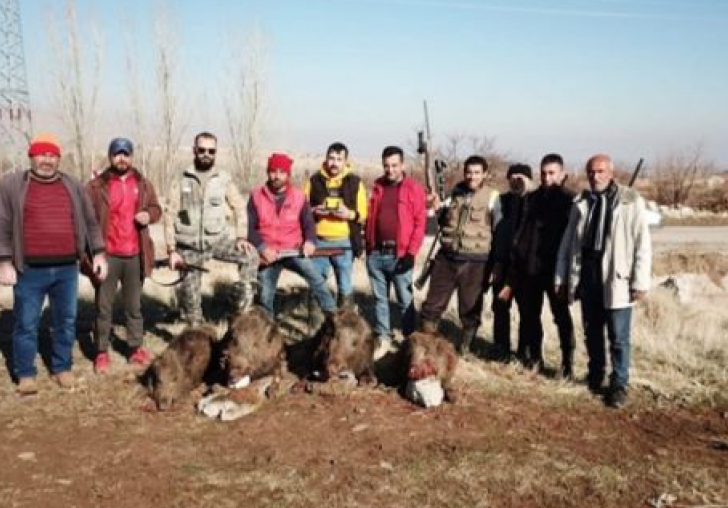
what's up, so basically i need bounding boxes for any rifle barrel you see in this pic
[628,158,645,187]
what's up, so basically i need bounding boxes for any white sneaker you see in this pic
[373,336,393,361]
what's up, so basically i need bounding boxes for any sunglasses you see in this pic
[196,147,217,155]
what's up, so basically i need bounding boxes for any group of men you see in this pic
[0,131,651,408]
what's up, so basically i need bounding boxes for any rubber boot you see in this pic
[458,327,478,356]
[559,348,574,381]
[307,292,325,335]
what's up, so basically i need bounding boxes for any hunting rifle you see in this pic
[260,247,348,266]
[152,258,209,286]
[414,100,448,290]
[628,157,645,187]
[417,100,447,205]
[153,248,348,283]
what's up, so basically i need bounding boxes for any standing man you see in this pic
[0,133,107,394]
[420,155,499,355]
[86,138,162,374]
[248,153,337,317]
[166,132,259,325]
[490,164,535,363]
[499,154,575,377]
[365,146,427,352]
[304,142,367,308]
[555,154,651,408]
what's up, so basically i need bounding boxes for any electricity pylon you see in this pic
[1,0,32,167]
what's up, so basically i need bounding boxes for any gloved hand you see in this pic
[395,254,415,274]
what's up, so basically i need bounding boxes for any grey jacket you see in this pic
[555,183,652,309]
[0,170,105,273]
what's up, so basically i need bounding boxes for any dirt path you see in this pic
[1,374,726,508]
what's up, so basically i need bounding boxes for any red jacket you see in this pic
[251,185,306,251]
[365,175,427,258]
[86,168,162,278]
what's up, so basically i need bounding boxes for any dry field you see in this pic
[0,228,727,508]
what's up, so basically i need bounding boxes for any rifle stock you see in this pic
[154,258,209,273]
[414,230,440,290]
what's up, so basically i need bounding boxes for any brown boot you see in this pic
[52,371,76,389]
[17,377,38,396]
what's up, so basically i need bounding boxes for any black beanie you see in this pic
[507,163,532,179]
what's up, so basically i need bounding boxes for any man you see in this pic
[248,152,337,317]
[0,133,107,394]
[490,164,535,363]
[166,132,258,325]
[555,154,651,408]
[499,154,575,377]
[86,138,162,374]
[365,146,427,352]
[304,142,367,308]
[420,155,499,355]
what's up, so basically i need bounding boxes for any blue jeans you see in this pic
[13,264,79,379]
[312,237,354,298]
[580,260,632,390]
[366,251,416,338]
[257,256,336,317]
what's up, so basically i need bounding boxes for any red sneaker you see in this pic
[94,352,110,374]
[129,347,153,367]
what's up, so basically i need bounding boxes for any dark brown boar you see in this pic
[402,331,459,402]
[222,306,286,388]
[147,326,216,411]
[314,308,376,384]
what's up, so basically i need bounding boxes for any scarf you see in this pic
[583,181,618,255]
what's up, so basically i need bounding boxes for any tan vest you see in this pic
[173,168,232,249]
[440,184,495,255]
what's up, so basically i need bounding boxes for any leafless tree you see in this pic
[122,14,155,176]
[654,144,714,208]
[222,23,268,190]
[49,0,103,178]
[152,1,186,192]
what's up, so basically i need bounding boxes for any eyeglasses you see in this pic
[196,147,217,155]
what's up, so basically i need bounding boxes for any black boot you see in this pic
[559,348,574,381]
[458,327,478,356]
[420,319,439,334]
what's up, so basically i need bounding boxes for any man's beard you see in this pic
[268,179,285,191]
[195,157,214,170]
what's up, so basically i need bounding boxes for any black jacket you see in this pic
[508,185,575,285]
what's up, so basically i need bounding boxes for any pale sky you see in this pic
[19,0,728,169]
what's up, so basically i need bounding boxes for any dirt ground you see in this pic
[1,230,727,508]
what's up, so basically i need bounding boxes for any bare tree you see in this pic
[152,1,186,192]
[49,0,103,178]
[654,144,714,208]
[122,13,154,176]
[222,23,268,190]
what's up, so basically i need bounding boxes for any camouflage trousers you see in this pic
[176,238,259,325]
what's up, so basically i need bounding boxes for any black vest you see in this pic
[308,173,363,257]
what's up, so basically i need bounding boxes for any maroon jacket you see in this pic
[365,175,427,258]
[85,168,162,278]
